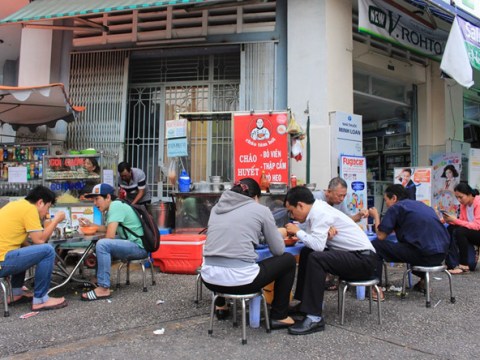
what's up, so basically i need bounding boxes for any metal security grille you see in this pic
[68,50,129,172]
[128,51,240,198]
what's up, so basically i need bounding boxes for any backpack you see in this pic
[116,200,160,253]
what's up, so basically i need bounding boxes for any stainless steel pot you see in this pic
[147,202,175,229]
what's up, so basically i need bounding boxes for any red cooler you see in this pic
[152,234,206,274]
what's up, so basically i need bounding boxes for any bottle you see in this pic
[249,295,261,328]
[259,171,269,192]
[178,170,191,192]
[291,175,297,188]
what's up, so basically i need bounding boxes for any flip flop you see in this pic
[8,294,33,305]
[448,266,470,275]
[32,299,68,312]
[81,290,111,302]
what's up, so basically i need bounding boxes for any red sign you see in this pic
[233,112,289,183]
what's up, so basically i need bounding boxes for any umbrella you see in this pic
[0,83,85,131]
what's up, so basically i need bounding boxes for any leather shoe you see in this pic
[288,317,325,335]
[270,319,295,330]
[215,308,230,320]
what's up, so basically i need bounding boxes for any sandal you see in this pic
[371,288,385,302]
[325,280,338,291]
[81,290,111,302]
[413,280,426,293]
[448,266,470,275]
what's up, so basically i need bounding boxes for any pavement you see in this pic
[0,262,479,360]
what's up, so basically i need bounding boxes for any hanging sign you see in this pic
[233,112,289,183]
[166,119,187,139]
[167,138,188,157]
[358,0,448,60]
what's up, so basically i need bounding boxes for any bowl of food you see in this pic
[284,236,299,247]
[79,226,97,235]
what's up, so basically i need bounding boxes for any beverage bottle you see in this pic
[259,171,269,192]
[3,145,7,161]
[291,175,297,188]
[249,295,261,328]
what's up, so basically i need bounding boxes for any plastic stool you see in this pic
[401,265,455,308]
[208,291,271,345]
[0,276,14,317]
[115,257,156,292]
[338,278,382,325]
[383,261,412,288]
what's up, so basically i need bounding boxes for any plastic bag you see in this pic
[168,159,178,185]
[287,113,305,140]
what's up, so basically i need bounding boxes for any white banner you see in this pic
[358,0,448,60]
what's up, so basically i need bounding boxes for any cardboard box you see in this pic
[152,234,206,274]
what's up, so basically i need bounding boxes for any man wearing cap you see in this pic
[0,185,68,311]
[79,183,148,301]
[117,161,151,205]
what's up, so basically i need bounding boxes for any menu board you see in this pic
[233,112,289,183]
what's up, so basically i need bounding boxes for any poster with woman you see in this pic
[393,167,432,205]
[432,153,462,213]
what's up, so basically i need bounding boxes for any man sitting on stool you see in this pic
[281,186,377,335]
[368,184,450,298]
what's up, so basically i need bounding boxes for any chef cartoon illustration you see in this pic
[250,118,271,141]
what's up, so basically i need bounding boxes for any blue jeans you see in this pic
[0,244,55,305]
[95,239,148,288]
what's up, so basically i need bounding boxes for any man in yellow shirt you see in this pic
[0,186,68,311]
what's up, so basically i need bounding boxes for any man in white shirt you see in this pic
[280,186,377,335]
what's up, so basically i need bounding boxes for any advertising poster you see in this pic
[329,111,363,177]
[339,155,367,229]
[432,153,462,213]
[233,112,289,183]
[393,167,432,206]
[468,147,480,191]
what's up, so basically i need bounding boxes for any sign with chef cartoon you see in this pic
[233,112,289,183]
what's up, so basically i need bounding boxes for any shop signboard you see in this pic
[468,147,480,190]
[329,111,363,177]
[454,0,480,20]
[166,119,188,157]
[233,112,289,183]
[339,155,368,229]
[393,167,432,206]
[431,153,462,213]
[358,0,448,60]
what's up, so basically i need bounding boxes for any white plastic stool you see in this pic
[115,257,156,292]
[208,291,271,345]
[338,278,382,325]
[401,265,455,308]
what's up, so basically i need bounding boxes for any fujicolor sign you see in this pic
[358,0,449,60]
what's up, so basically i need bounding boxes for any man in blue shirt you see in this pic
[368,184,450,300]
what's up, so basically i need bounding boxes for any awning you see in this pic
[0,83,85,130]
[0,0,214,25]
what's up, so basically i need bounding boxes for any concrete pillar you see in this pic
[287,0,353,188]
